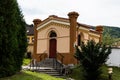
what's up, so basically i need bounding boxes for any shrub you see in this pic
[75,40,111,80]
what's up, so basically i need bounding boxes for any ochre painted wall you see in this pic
[37,23,70,57]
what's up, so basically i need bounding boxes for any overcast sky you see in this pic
[17,0,120,27]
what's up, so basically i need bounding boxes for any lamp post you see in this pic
[108,67,113,80]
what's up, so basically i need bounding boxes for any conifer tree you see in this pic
[0,0,27,77]
[75,40,111,80]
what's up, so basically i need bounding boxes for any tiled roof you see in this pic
[26,24,34,35]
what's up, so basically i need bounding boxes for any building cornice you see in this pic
[37,19,70,30]
[35,15,101,36]
[37,20,70,31]
[89,32,100,37]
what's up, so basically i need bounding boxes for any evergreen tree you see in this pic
[0,0,27,77]
[75,40,111,80]
[13,4,27,72]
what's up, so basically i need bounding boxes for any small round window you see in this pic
[49,31,57,37]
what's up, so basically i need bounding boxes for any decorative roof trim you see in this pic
[37,20,70,30]
[89,32,100,37]
[78,26,89,31]
[90,29,101,34]
[77,22,91,29]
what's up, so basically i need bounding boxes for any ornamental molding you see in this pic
[37,20,70,31]
[89,32,100,37]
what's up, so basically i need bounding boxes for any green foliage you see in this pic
[68,65,120,80]
[67,65,84,80]
[103,26,120,38]
[74,40,111,80]
[102,26,120,45]
[102,32,114,45]
[14,7,27,71]
[92,25,120,38]
[0,0,27,78]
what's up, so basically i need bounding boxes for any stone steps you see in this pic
[30,58,64,77]
[36,68,61,76]
[37,58,61,68]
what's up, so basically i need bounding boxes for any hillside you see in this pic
[103,26,120,38]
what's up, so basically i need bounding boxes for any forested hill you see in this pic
[103,26,120,38]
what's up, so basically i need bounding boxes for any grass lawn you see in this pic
[1,59,120,80]
[112,67,120,80]
[0,70,65,80]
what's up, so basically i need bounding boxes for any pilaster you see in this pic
[33,19,42,60]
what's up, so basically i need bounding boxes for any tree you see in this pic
[102,32,114,45]
[102,27,114,45]
[75,40,111,80]
[0,0,27,77]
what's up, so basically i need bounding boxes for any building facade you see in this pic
[26,24,34,56]
[32,12,103,65]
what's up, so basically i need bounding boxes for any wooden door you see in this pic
[49,39,57,58]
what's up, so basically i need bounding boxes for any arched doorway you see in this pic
[49,31,57,58]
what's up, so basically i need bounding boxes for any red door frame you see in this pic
[49,39,57,58]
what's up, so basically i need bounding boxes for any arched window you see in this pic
[49,31,57,38]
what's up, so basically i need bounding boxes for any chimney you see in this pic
[68,12,79,54]
[33,19,41,26]
[96,25,103,43]
[96,25,103,33]
[33,19,42,60]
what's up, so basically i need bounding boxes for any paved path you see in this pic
[22,66,55,70]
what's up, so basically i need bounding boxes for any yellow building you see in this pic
[33,12,103,65]
[26,24,34,56]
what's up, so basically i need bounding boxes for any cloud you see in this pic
[17,0,120,27]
